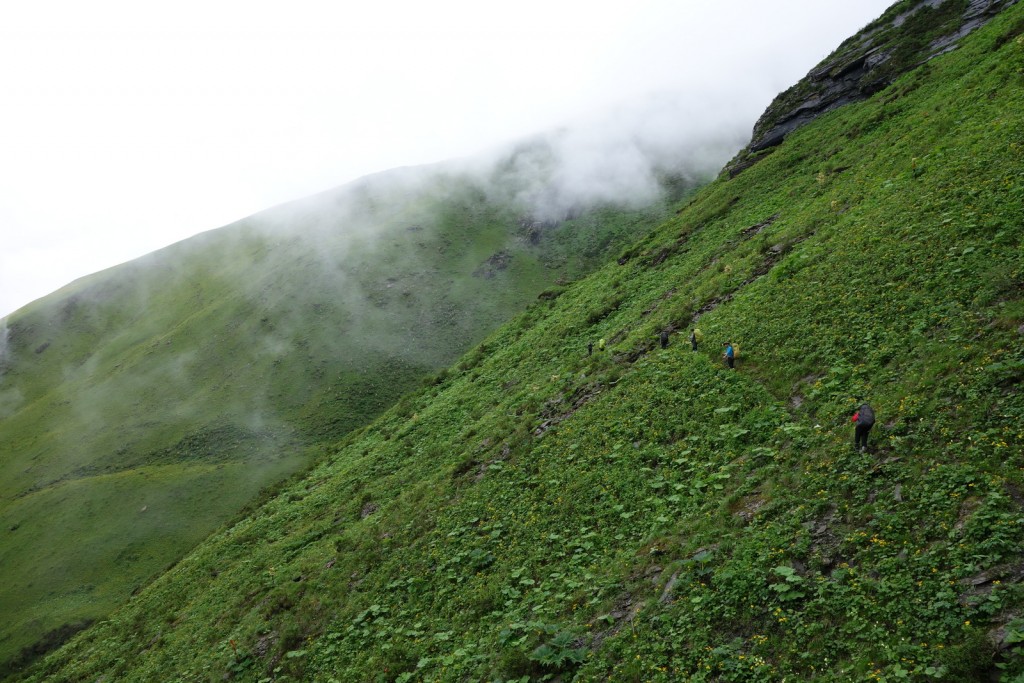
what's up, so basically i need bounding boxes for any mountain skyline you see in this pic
[0,0,894,319]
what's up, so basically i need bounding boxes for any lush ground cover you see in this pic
[13,4,1024,682]
[0,149,701,673]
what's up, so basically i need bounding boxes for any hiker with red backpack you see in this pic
[851,402,876,452]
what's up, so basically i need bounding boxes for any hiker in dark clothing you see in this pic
[852,403,876,452]
[588,341,593,356]
[723,342,735,369]
[660,330,669,349]
[690,329,698,351]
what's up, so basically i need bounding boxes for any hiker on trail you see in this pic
[852,402,876,452]
[690,328,700,351]
[723,341,735,369]
[660,329,670,349]
[588,341,593,356]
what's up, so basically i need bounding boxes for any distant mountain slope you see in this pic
[0,134,725,673]
[17,1,1024,681]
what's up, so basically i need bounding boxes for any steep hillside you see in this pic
[15,1,1024,681]
[0,137,716,673]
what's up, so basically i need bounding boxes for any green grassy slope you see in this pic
[20,4,1024,682]
[0,145,711,673]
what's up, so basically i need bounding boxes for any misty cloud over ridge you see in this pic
[0,0,897,319]
[243,87,754,248]
[460,89,756,224]
[0,83,757,325]
[0,93,739,515]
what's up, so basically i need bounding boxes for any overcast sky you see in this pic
[0,0,894,319]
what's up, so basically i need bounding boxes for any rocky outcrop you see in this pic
[727,0,1019,176]
[472,250,512,279]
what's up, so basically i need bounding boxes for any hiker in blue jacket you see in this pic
[723,342,735,369]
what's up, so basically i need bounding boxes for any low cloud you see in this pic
[468,88,755,223]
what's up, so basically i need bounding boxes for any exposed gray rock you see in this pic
[472,250,512,279]
[727,0,1019,175]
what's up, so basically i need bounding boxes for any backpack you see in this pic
[693,328,704,342]
[858,404,875,426]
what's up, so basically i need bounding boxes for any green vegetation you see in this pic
[11,3,1024,681]
[0,148,703,673]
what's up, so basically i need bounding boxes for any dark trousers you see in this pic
[726,356,734,369]
[855,423,872,450]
